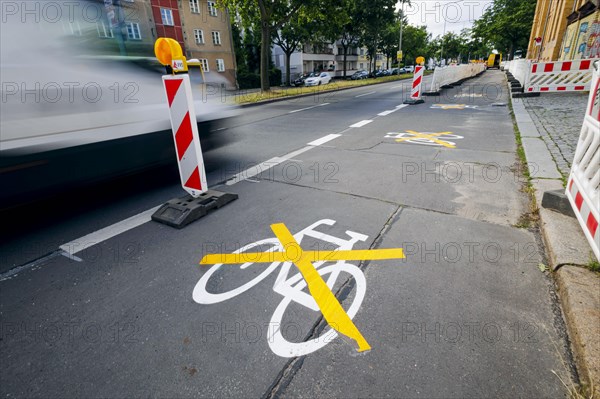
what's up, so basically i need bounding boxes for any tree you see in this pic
[218,0,314,91]
[273,16,312,85]
[471,0,536,59]
[354,0,397,74]
[401,24,429,66]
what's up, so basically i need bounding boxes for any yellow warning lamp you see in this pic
[416,56,425,66]
[154,37,188,74]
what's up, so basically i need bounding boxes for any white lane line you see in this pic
[390,84,404,89]
[56,130,342,258]
[226,146,313,185]
[395,104,409,110]
[288,103,330,114]
[349,120,373,128]
[378,110,396,116]
[307,134,342,146]
[59,205,161,256]
[355,91,376,98]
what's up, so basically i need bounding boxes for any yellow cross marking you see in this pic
[396,130,456,148]
[433,104,466,109]
[199,223,406,353]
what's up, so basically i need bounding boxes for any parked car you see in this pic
[305,72,332,86]
[350,70,369,80]
[405,65,415,73]
[375,69,390,77]
[397,67,408,74]
[291,73,315,86]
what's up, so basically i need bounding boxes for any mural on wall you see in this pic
[574,13,599,60]
[561,11,600,60]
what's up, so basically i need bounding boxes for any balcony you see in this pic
[336,54,358,62]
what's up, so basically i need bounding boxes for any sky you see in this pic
[401,0,494,38]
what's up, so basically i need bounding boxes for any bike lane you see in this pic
[0,71,574,397]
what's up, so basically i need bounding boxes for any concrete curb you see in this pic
[508,77,600,395]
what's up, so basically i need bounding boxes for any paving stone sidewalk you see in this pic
[522,93,589,179]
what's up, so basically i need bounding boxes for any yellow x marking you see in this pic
[396,130,456,148]
[433,103,466,110]
[200,223,406,353]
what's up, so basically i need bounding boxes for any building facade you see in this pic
[179,0,237,88]
[527,0,599,61]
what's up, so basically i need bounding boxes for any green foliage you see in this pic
[471,0,536,57]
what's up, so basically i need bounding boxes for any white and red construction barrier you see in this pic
[163,74,207,197]
[508,58,599,93]
[424,63,486,95]
[566,60,600,260]
[404,65,425,104]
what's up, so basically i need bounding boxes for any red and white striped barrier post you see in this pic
[404,56,425,105]
[163,74,207,197]
[566,60,600,259]
[151,38,237,228]
[525,58,599,93]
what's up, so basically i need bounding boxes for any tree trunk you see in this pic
[260,23,271,92]
[343,45,348,78]
[285,51,292,86]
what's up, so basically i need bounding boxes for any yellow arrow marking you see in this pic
[198,223,406,353]
[396,130,456,148]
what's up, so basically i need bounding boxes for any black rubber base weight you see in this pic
[152,190,238,229]
[403,98,425,105]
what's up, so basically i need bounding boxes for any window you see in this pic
[207,1,217,16]
[126,22,141,40]
[96,21,113,38]
[189,0,200,14]
[216,59,225,72]
[194,29,204,44]
[200,58,209,72]
[212,31,221,45]
[160,8,174,26]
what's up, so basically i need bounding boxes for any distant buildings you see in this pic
[71,0,237,89]
[527,0,599,61]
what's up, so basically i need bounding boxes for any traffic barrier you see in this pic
[566,60,600,260]
[507,58,599,95]
[163,74,207,197]
[423,63,486,96]
[151,38,237,229]
[403,65,425,105]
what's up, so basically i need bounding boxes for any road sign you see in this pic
[397,50,403,61]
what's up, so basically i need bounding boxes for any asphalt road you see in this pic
[0,72,577,398]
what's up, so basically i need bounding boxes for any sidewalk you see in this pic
[510,86,600,396]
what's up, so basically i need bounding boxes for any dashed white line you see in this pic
[395,104,409,110]
[349,120,373,128]
[307,134,342,146]
[378,110,396,116]
[355,91,376,98]
[288,103,330,114]
[59,205,161,256]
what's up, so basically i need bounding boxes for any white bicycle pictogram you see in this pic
[193,219,368,358]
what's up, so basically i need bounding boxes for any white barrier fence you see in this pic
[426,63,486,94]
[507,58,599,93]
[566,60,600,260]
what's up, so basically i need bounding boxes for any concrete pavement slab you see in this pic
[521,138,563,179]
[556,266,600,393]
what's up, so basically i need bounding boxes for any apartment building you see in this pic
[179,0,237,88]
[527,0,599,61]
[151,0,185,51]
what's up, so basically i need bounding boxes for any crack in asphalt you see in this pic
[262,205,404,399]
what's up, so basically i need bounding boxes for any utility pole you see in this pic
[398,8,403,67]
